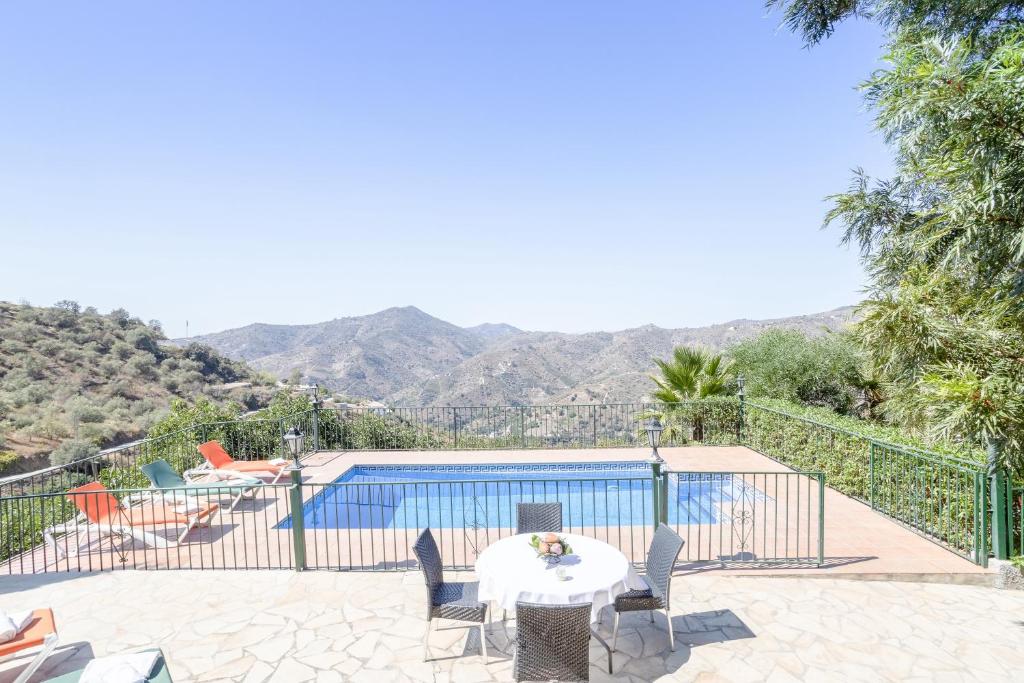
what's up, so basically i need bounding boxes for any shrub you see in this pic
[0,450,16,473]
[125,353,158,380]
[729,330,867,415]
[49,439,100,467]
[126,327,162,355]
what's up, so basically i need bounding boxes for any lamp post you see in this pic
[282,426,306,571]
[283,426,305,470]
[645,417,665,529]
[644,417,664,464]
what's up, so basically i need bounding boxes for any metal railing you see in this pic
[0,396,1000,567]
[1,485,296,573]
[1006,482,1024,559]
[663,471,825,566]
[743,401,988,564]
[0,401,738,498]
[1,465,825,574]
[316,401,740,451]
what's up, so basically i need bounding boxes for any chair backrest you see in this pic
[67,482,121,524]
[514,602,592,682]
[140,459,187,489]
[516,502,563,534]
[198,441,234,469]
[645,524,685,601]
[412,528,444,617]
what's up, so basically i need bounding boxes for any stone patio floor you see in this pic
[2,569,1023,682]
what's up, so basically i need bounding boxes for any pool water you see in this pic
[280,462,767,530]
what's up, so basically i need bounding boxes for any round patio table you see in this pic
[475,533,646,623]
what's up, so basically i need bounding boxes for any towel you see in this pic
[269,458,288,466]
[80,650,160,683]
[0,610,34,643]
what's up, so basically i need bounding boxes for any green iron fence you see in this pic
[742,400,988,564]
[1,463,825,574]
[0,396,1004,567]
[1005,482,1024,559]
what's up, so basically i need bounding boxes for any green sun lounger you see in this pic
[140,459,263,511]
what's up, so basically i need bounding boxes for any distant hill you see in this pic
[181,305,856,406]
[0,301,273,471]
[177,307,488,400]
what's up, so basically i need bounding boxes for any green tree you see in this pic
[651,347,733,402]
[649,347,733,442]
[729,330,874,415]
[768,0,1023,44]
[148,397,241,439]
[770,1,1024,468]
[49,439,99,467]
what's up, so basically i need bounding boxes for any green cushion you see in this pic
[43,649,173,682]
[140,460,186,488]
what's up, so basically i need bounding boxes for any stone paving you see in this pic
[2,569,1023,682]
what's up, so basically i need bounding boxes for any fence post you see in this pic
[817,473,825,567]
[660,470,669,526]
[736,376,745,443]
[988,440,1009,561]
[651,461,662,530]
[278,420,287,459]
[869,443,876,510]
[311,386,322,453]
[453,408,459,449]
[288,466,306,571]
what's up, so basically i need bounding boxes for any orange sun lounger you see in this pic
[43,482,219,559]
[0,609,58,683]
[194,441,288,484]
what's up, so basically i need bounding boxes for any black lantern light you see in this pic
[283,426,305,469]
[644,417,664,463]
[737,374,745,397]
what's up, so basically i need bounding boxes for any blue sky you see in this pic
[0,2,889,338]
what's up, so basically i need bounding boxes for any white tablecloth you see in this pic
[476,533,646,623]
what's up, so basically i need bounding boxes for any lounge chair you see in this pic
[140,459,262,512]
[44,482,219,559]
[0,609,58,683]
[192,441,288,484]
[42,648,173,682]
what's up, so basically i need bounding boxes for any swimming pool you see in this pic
[280,462,768,530]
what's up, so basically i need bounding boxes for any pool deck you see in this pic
[2,446,992,578]
[2,568,1022,682]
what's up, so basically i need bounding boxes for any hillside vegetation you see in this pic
[0,301,274,472]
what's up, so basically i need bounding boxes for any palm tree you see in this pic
[648,346,733,442]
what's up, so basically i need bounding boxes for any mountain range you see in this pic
[178,306,856,406]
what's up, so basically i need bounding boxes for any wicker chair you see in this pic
[412,528,489,663]
[611,524,685,651]
[516,502,563,534]
[513,602,612,681]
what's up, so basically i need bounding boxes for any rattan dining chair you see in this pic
[516,502,563,534]
[513,602,612,681]
[412,528,489,663]
[611,524,685,651]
